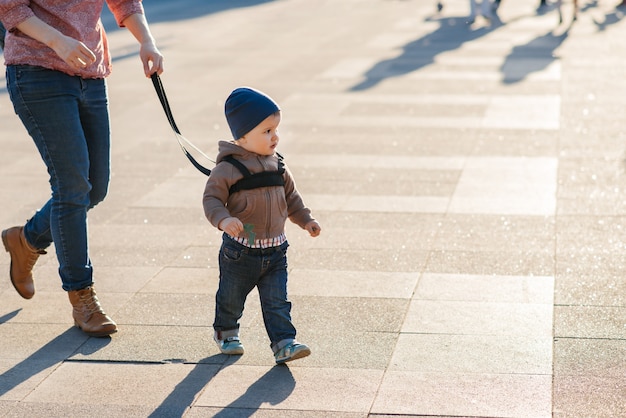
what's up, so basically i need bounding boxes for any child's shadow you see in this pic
[212,365,295,417]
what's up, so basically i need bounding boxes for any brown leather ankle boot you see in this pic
[68,286,117,337]
[2,226,46,299]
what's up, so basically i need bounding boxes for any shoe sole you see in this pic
[75,322,118,338]
[2,229,34,300]
[276,346,311,364]
[220,348,244,355]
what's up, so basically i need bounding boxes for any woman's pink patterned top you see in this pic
[0,0,144,78]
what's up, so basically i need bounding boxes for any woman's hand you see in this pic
[139,41,163,77]
[51,35,96,69]
[15,16,96,69]
[122,14,164,77]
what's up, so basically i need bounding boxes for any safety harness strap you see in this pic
[223,154,285,194]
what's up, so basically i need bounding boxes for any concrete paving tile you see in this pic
[416,273,554,303]
[290,248,430,272]
[0,291,76,325]
[281,125,477,156]
[285,226,436,251]
[402,300,552,337]
[186,407,366,417]
[200,326,397,370]
[371,371,551,417]
[0,324,85,361]
[449,157,558,216]
[483,96,561,130]
[286,153,467,171]
[113,293,211,326]
[553,337,626,377]
[166,246,221,269]
[195,365,383,413]
[89,224,203,250]
[140,266,219,294]
[110,207,207,226]
[0,358,64,402]
[2,0,625,415]
[555,271,626,306]
[554,305,626,339]
[28,263,160,294]
[23,362,221,413]
[132,176,204,209]
[553,374,626,418]
[295,296,409,333]
[3,402,155,418]
[296,170,459,197]
[0,401,17,416]
[0,326,87,400]
[434,214,555,252]
[426,249,555,276]
[289,216,443,250]
[472,130,558,157]
[556,215,626,254]
[345,100,486,118]
[300,211,444,231]
[89,244,180,268]
[305,193,450,214]
[68,325,219,365]
[557,194,626,216]
[390,334,552,375]
[288,330,396,370]
[288,269,418,299]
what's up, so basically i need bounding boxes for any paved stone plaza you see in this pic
[1,0,625,416]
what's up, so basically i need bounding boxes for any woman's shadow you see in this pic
[0,309,110,399]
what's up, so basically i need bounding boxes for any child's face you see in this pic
[236,112,281,156]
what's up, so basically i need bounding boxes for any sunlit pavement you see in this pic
[1,0,625,416]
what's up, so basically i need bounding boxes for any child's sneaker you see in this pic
[274,341,311,364]
[214,335,244,355]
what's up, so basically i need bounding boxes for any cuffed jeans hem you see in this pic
[271,338,295,354]
[214,328,240,340]
[62,282,94,292]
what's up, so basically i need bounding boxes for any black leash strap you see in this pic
[150,73,213,176]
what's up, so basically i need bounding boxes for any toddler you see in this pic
[203,87,321,364]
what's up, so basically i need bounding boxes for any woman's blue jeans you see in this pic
[214,234,297,352]
[6,65,110,291]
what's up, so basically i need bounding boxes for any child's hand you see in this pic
[305,221,321,237]
[219,217,244,237]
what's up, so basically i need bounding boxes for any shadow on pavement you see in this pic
[349,14,504,92]
[0,326,98,398]
[148,355,239,418]
[592,4,626,31]
[0,309,21,324]
[500,25,570,84]
[211,364,295,417]
[102,0,276,31]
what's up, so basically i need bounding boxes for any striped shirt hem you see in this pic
[228,233,287,249]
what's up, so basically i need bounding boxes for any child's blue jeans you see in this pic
[214,234,296,353]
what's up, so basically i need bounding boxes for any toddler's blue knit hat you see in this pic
[225,87,280,140]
